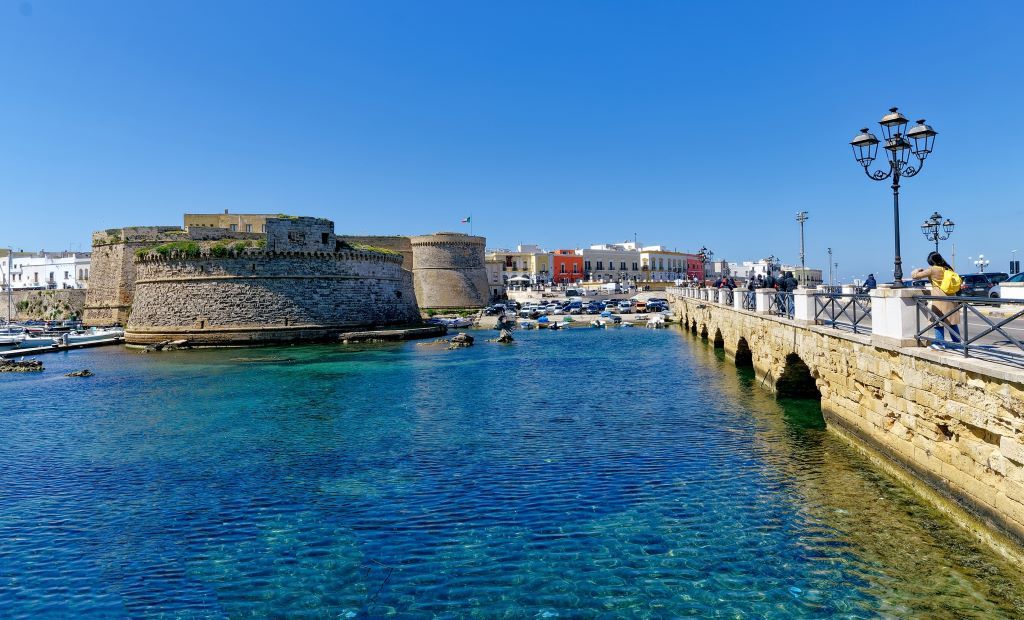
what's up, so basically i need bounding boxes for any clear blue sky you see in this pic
[2,1,1022,280]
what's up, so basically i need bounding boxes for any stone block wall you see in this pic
[0,289,86,322]
[125,249,420,345]
[411,233,489,309]
[337,236,414,271]
[84,226,263,326]
[672,294,1024,557]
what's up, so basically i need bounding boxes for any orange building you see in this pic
[552,250,584,283]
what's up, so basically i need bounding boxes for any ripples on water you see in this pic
[1,327,1023,617]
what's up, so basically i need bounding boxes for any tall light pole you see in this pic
[920,211,954,254]
[850,108,938,288]
[1012,249,1019,275]
[974,254,990,273]
[827,247,833,287]
[796,211,809,287]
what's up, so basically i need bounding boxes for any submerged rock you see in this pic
[0,360,44,372]
[65,369,94,377]
[496,329,515,343]
[447,333,474,349]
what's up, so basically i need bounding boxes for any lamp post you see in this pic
[1012,249,1019,275]
[974,254,990,273]
[850,107,937,288]
[697,246,712,284]
[796,211,809,287]
[920,211,954,254]
[827,247,833,287]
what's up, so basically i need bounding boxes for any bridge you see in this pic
[669,284,1024,563]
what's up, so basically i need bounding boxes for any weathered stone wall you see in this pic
[125,249,420,345]
[84,226,263,326]
[0,289,86,322]
[672,294,1024,558]
[411,233,489,309]
[337,236,413,271]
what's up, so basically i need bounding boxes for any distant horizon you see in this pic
[2,1,1021,280]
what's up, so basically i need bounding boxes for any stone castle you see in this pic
[84,215,489,345]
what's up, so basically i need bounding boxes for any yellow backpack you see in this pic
[936,269,962,295]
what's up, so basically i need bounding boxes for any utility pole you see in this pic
[796,211,809,287]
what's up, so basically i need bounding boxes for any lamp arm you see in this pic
[901,156,926,178]
[863,164,892,181]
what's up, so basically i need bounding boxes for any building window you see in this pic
[560,264,566,274]
[229,224,238,231]
[64,271,69,280]
[573,264,579,273]
[632,262,638,271]
[584,260,591,271]
[620,261,626,270]
[246,224,253,232]
[597,261,603,270]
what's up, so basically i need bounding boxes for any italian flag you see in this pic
[461,216,471,223]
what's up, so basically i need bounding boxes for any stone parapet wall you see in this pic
[410,233,489,309]
[672,294,1024,559]
[125,250,419,345]
[0,289,86,322]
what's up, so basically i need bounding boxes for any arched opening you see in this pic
[735,337,753,368]
[700,325,708,340]
[776,352,821,400]
[713,328,724,349]
[689,319,697,334]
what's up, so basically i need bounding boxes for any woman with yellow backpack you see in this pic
[911,252,962,350]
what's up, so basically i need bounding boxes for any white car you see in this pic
[991,272,1024,298]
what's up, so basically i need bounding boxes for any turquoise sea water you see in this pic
[1,327,1023,618]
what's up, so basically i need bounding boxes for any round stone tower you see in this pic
[410,232,489,310]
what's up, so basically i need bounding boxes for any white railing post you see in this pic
[733,289,746,310]
[755,288,774,314]
[793,288,815,324]
[869,284,925,347]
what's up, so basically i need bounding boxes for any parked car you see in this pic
[987,272,1010,286]
[617,300,633,314]
[991,272,1024,298]
[957,273,997,298]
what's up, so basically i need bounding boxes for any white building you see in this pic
[639,245,691,281]
[0,251,91,291]
[576,243,641,283]
[485,245,553,286]
[727,259,780,281]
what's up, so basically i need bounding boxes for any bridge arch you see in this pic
[735,337,753,368]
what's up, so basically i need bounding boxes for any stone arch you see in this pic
[713,328,724,349]
[700,324,708,340]
[690,318,697,334]
[775,352,821,400]
[735,336,753,368]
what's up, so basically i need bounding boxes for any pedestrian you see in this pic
[782,271,798,292]
[863,274,877,292]
[727,276,736,289]
[911,252,962,350]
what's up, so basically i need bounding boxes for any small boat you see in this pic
[590,319,606,328]
[66,327,125,344]
[646,314,667,329]
[18,335,59,348]
[548,321,561,330]
[427,317,474,329]
[0,325,26,350]
[519,320,536,329]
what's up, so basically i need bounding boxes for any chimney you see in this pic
[224,209,229,214]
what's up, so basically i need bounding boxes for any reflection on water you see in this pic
[0,327,1021,617]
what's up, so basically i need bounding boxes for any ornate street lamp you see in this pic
[920,211,954,253]
[697,246,713,282]
[974,254,990,273]
[850,107,937,287]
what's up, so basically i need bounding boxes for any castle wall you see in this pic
[83,226,263,326]
[125,248,420,345]
[410,233,489,309]
[0,289,86,322]
[337,236,413,271]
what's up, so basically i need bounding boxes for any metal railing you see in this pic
[815,292,872,334]
[721,288,734,306]
[741,291,756,311]
[769,292,794,318]
[915,296,1024,365]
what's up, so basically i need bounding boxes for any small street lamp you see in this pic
[920,211,954,253]
[796,211,809,286]
[974,254,990,273]
[697,246,713,283]
[850,107,937,288]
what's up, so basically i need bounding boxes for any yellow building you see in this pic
[183,211,281,233]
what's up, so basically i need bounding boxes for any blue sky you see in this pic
[1,1,1022,280]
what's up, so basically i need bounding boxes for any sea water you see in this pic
[1,327,1022,617]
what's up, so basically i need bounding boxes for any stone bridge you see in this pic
[669,286,1024,563]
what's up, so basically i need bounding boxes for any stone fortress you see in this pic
[83,213,490,346]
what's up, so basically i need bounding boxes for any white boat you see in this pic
[66,327,124,344]
[18,335,58,348]
[646,314,667,329]
[519,320,536,329]
[0,325,26,350]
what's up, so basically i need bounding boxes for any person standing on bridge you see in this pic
[911,252,961,350]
